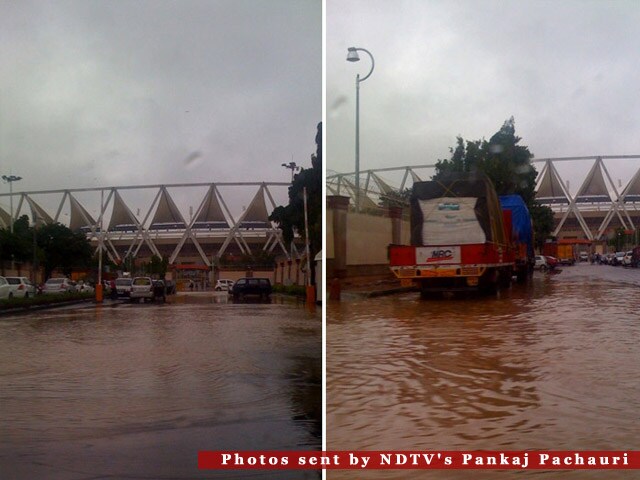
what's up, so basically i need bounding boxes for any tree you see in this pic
[36,223,93,279]
[270,122,322,262]
[0,216,33,264]
[434,117,554,245]
[378,188,411,208]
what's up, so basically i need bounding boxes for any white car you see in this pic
[215,279,235,291]
[115,278,133,296]
[622,251,633,267]
[534,255,548,271]
[5,277,37,298]
[0,276,12,299]
[130,277,154,302]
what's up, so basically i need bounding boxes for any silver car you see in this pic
[42,277,76,294]
[130,277,154,302]
[115,278,133,296]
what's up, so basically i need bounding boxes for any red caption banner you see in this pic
[198,450,640,470]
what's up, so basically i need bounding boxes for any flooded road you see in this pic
[327,263,640,479]
[0,296,321,479]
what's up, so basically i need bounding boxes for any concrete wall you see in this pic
[326,196,409,279]
[347,213,392,265]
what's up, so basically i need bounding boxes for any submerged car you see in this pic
[231,277,272,299]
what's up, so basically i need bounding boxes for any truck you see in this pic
[389,172,533,296]
[542,241,576,265]
[499,194,535,283]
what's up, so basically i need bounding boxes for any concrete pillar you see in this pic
[328,195,350,278]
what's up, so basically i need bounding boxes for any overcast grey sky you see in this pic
[327,0,640,194]
[0,0,320,219]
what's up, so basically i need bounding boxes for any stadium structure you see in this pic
[0,182,290,267]
[327,155,640,242]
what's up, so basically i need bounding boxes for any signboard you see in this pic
[416,246,461,265]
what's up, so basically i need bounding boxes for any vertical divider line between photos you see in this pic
[321,0,327,468]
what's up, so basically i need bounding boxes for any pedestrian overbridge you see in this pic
[0,181,290,266]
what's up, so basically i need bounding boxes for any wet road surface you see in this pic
[0,295,321,479]
[327,263,640,479]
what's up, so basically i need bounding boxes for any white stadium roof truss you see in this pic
[327,155,640,240]
[0,182,290,265]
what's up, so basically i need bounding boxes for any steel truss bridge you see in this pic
[327,155,640,241]
[0,182,290,266]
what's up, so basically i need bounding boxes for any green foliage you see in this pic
[36,222,93,279]
[149,255,168,276]
[272,284,307,297]
[270,122,322,258]
[378,188,411,208]
[435,117,555,244]
[0,291,94,311]
[0,215,36,263]
[529,202,556,251]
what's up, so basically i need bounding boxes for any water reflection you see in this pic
[328,266,640,479]
[0,298,320,479]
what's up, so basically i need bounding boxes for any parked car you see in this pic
[544,256,559,270]
[215,279,235,291]
[130,277,154,302]
[534,255,548,271]
[622,251,633,267]
[115,277,133,297]
[5,277,37,298]
[231,277,272,299]
[76,281,94,294]
[129,277,166,302]
[42,277,76,294]
[0,276,12,299]
[611,251,626,266]
[579,251,589,262]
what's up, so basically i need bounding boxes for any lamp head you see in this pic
[346,47,360,62]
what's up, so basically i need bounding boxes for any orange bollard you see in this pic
[306,285,315,305]
[95,283,103,303]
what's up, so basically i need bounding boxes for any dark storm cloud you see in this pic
[0,0,320,215]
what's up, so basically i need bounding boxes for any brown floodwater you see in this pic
[327,264,640,479]
[0,297,321,479]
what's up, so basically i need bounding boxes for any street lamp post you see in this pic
[2,174,22,233]
[347,47,375,212]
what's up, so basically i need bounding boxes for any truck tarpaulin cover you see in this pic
[499,194,534,258]
[410,172,506,247]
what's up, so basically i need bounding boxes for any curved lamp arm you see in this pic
[347,47,375,83]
